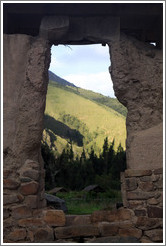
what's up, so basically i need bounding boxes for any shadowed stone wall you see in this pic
[108,33,163,170]
[3,27,163,242]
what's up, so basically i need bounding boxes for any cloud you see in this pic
[64,72,115,98]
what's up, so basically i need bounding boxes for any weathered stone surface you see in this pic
[27,230,34,242]
[139,181,154,191]
[3,179,20,190]
[88,236,140,243]
[128,200,145,209]
[24,195,38,208]
[91,208,133,223]
[147,198,159,205]
[34,227,54,242]
[154,179,163,189]
[127,191,154,200]
[140,236,153,243]
[8,229,27,241]
[54,225,99,239]
[125,178,137,191]
[144,229,163,242]
[43,210,65,226]
[125,169,152,177]
[24,160,40,170]
[66,215,91,226]
[119,228,142,239]
[147,206,163,218]
[20,181,39,195]
[99,222,119,236]
[136,216,162,230]
[11,205,32,219]
[18,218,45,227]
[3,194,19,205]
[3,208,10,219]
[134,209,146,216]
[154,168,163,175]
[21,169,39,181]
[3,169,12,178]
[109,33,162,170]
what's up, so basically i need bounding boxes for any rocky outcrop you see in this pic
[108,33,163,169]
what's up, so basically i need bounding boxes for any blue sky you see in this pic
[49,44,115,97]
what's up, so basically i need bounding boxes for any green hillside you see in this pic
[43,80,127,157]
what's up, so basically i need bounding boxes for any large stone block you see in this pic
[127,191,154,200]
[139,181,154,191]
[20,181,39,195]
[54,225,99,239]
[7,229,27,241]
[144,229,163,242]
[65,215,91,226]
[11,205,32,219]
[147,206,163,218]
[3,194,19,205]
[18,218,45,227]
[91,208,133,223]
[99,222,119,236]
[34,227,54,242]
[136,216,162,230]
[125,169,152,177]
[3,179,20,190]
[21,169,39,181]
[43,210,66,226]
[119,228,142,239]
[125,178,137,191]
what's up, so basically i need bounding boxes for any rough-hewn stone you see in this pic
[21,169,39,181]
[125,178,138,191]
[20,181,39,195]
[34,227,54,242]
[66,215,91,226]
[91,208,133,223]
[147,198,159,205]
[109,34,162,170]
[18,218,45,227]
[54,225,99,239]
[139,181,154,191]
[144,229,163,242]
[3,194,19,205]
[125,169,152,177]
[147,206,163,218]
[7,229,27,241]
[43,210,66,226]
[136,216,162,230]
[24,195,38,208]
[154,168,163,175]
[119,228,142,239]
[127,191,154,200]
[134,209,146,216]
[99,222,119,236]
[11,205,32,219]
[3,179,20,190]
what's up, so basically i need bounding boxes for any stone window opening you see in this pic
[42,43,127,215]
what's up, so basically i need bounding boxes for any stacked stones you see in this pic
[3,159,46,242]
[121,168,163,243]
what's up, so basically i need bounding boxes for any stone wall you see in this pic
[3,32,163,243]
[108,34,163,170]
[3,34,51,239]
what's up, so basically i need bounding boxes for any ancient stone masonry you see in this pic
[108,34,163,170]
[3,35,51,241]
[121,168,163,243]
[3,12,163,243]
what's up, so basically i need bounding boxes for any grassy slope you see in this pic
[44,81,126,156]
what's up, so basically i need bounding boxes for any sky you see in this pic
[49,44,115,98]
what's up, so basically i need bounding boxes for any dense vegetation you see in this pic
[42,137,126,191]
[43,80,127,157]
